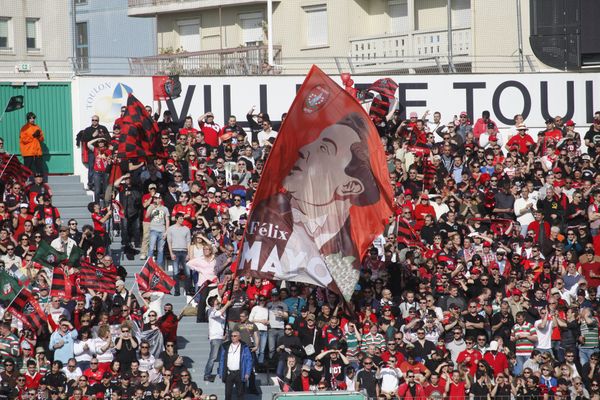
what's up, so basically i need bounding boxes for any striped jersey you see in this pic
[511,322,537,356]
[580,320,599,349]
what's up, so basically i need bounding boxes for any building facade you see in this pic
[0,0,73,79]
[75,0,156,75]
[127,0,544,75]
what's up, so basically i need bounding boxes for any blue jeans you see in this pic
[92,171,107,205]
[87,153,95,187]
[514,355,529,375]
[268,328,284,361]
[204,339,222,377]
[149,230,165,266]
[580,347,597,366]
[257,331,268,364]
[172,250,188,295]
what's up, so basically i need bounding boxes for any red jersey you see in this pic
[457,349,483,376]
[172,203,196,228]
[199,121,221,148]
[507,133,535,154]
[92,212,106,234]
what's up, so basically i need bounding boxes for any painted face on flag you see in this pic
[284,123,362,208]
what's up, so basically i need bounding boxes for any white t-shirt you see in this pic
[257,130,278,147]
[377,367,403,393]
[249,305,269,331]
[207,307,226,340]
[514,197,536,228]
[227,343,242,371]
[534,318,553,350]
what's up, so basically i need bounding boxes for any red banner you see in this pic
[238,65,393,301]
[152,76,169,101]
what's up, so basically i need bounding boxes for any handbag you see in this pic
[304,328,317,356]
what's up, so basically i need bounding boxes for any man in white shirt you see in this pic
[51,226,78,256]
[257,120,278,147]
[377,355,403,396]
[204,296,231,382]
[533,308,553,355]
[514,187,537,236]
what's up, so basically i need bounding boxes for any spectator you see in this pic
[217,329,253,400]
[19,112,45,177]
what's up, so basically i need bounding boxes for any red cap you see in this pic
[420,194,429,200]
[96,247,105,254]
[405,189,413,195]
[471,268,481,275]
[483,242,491,247]
[552,167,562,173]
[513,289,522,296]
[489,262,499,270]
[167,159,175,165]
[489,135,498,141]
[565,120,575,127]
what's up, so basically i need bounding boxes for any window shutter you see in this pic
[389,0,408,33]
[305,5,328,47]
[240,13,263,45]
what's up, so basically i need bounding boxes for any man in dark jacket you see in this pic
[218,330,253,400]
[119,177,142,252]
[80,116,110,190]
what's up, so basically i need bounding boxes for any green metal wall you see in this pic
[0,82,73,174]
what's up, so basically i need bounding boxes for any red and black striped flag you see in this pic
[78,261,118,293]
[396,216,423,248]
[115,94,163,161]
[51,267,82,300]
[136,257,175,294]
[8,288,46,332]
[0,154,32,186]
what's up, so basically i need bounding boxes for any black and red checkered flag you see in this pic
[396,217,424,248]
[0,154,32,186]
[51,267,82,300]
[78,261,118,293]
[115,94,163,160]
[136,257,175,294]
[367,78,398,125]
[8,288,46,332]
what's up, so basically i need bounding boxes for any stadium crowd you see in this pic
[3,93,600,400]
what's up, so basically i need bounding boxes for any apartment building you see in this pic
[127,0,542,74]
[0,0,73,79]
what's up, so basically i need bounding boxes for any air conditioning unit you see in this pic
[16,63,32,72]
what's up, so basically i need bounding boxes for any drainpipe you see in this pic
[267,0,273,65]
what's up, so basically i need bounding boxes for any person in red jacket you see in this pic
[456,336,483,376]
[397,372,426,400]
[483,341,510,377]
[445,369,470,400]
[413,194,436,231]
[505,123,535,155]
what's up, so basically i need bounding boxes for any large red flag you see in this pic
[51,267,82,300]
[8,288,46,332]
[0,154,32,186]
[238,66,393,302]
[115,94,163,161]
[136,257,176,294]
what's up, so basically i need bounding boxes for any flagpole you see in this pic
[177,285,204,318]
[0,154,13,180]
[0,98,10,124]
[5,287,24,312]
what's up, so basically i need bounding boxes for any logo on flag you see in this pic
[150,273,161,289]
[303,85,330,114]
[46,254,57,264]
[239,66,393,302]
[23,302,35,315]
[2,283,13,297]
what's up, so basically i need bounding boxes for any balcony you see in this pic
[128,45,282,76]
[349,27,472,73]
[128,0,278,17]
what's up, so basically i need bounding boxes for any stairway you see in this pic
[48,175,279,400]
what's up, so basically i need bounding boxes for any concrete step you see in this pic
[48,175,84,184]
[52,196,94,207]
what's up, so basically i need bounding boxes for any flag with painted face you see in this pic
[238,66,393,302]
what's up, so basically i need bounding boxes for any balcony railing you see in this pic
[128,45,282,76]
[349,27,473,73]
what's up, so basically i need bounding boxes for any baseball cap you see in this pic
[19,203,29,209]
[513,289,522,296]
[565,120,575,127]
[550,288,561,295]
[271,288,279,295]
[207,187,217,194]
[487,122,495,129]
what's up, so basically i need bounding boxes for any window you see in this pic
[177,19,201,52]
[240,12,263,46]
[389,0,408,33]
[75,0,87,4]
[26,18,40,51]
[0,18,10,50]
[452,0,471,28]
[304,4,328,47]
[76,22,89,72]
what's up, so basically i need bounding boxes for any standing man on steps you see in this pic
[218,329,253,400]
